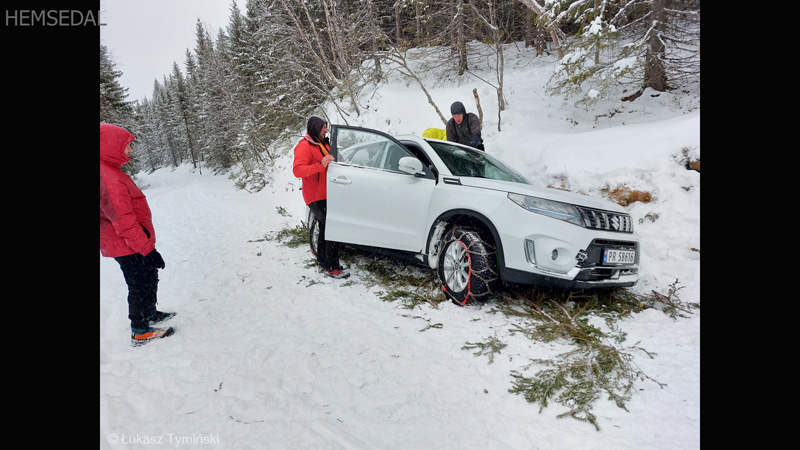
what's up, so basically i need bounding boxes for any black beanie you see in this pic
[307,116,327,142]
[450,101,466,115]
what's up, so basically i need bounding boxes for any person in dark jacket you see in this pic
[445,101,484,150]
[100,123,176,346]
[292,116,349,279]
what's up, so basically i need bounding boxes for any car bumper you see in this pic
[493,201,640,288]
[501,265,639,289]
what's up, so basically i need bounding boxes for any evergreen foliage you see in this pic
[100,0,700,188]
[541,0,700,105]
[271,221,698,430]
[100,43,134,128]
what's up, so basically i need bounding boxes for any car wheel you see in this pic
[437,227,498,306]
[309,214,320,255]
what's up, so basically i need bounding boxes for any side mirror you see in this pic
[398,156,424,176]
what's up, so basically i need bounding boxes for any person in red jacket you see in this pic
[292,117,349,279]
[100,123,176,346]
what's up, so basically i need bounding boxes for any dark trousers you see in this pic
[309,200,340,269]
[114,253,159,330]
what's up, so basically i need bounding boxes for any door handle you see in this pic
[331,177,352,185]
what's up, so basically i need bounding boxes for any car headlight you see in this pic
[507,193,584,227]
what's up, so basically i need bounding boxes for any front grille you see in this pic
[594,239,636,248]
[585,267,615,281]
[578,207,634,233]
[579,267,638,281]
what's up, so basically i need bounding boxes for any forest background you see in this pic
[99,0,700,192]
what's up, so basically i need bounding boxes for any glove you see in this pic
[469,133,482,148]
[143,249,166,269]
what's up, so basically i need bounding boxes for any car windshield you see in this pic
[426,140,531,184]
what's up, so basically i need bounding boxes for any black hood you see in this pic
[307,116,327,143]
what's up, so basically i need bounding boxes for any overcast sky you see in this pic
[100,0,245,102]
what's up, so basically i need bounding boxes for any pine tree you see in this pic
[100,43,134,127]
[104,0,699,188]
[193,21,238,171]
[542,0,700,104]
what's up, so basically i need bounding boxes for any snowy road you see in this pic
[100,164,699,450]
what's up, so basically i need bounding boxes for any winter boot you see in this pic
[319,265,350,279]
[131,326,175,347]
[148,310,177,326]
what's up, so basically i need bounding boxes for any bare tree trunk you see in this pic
[319,0,361,115]
[278,0,361,116]
[415,1,423,46]
[468,1,505,130]
[594,0,601,64]
[454,0,468,75]
[525,11,547,55]
[394,2,402,43]
[644,0,668,91]
[363,0,383,81]
[515,0,564,58]
[472,89,483,127]
[277,0,336,85]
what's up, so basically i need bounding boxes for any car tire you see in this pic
[309,213,320,256]
[437,227,498,306]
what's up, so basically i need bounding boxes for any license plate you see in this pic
[603,249,636,265]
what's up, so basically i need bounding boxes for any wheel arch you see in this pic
[426,209,506,274]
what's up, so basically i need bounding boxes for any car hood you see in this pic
[456,177,626,213]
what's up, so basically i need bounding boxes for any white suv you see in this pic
[308,125,639,305]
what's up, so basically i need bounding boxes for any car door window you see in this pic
[340,140,384,167]
[337,128,414,172]
[383,142,410,171]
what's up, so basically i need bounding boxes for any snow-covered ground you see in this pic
[100,46,700,449]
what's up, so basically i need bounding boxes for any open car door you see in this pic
[325,126,436,253]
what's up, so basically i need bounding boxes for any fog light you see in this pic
[551,249,559,261]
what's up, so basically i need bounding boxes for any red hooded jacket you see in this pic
[292,133,331,206]
[100,124,157,258]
